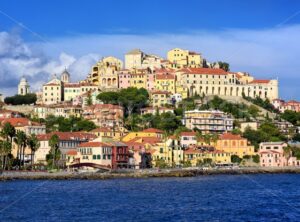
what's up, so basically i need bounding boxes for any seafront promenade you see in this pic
[1,167,300,181]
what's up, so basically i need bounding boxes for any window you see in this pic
[97,155,101,159]
[93,155,96,160]
[103,154,106,159]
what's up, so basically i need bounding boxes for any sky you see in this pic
[0,0,300,99]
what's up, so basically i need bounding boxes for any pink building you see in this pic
[82,104,124,128]
[259,142,300,167]
[146,72,155,91]
[272,99,300,113]
[118,69,131,89]
[180,131,197,148]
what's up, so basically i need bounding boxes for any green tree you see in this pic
[248,105,260,118]
[85,92,93,106]
[27,134,40,167]
[4,93,37,105]
[48,134,60,169]
[14,130,27,168]
[231,155,242,164]
[0,140,12,170]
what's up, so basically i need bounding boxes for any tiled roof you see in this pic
[156,73,175,80]
[66,150,77,155]
[37,132,96,141]
[0,118,42,127]
[180,68,227,75]
[249,80,271,84]
[180,132,197,137]
[150,90,171,95]
[79,141,110,147]
[219,132,244,140]
[142,128,164,133]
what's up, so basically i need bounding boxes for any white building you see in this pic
[18,77,30,95]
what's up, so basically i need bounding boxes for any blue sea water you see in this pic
[0,174,300,222]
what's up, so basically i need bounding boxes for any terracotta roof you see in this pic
[79,141,110,147]
[151,90,171,95]
[180,68,227,75]
[219,133,244,140]
[142,128,164,133]
[156,73,175,80]
[66,150,77,155]
[249,80,271,84]
[180,131,196,137]
[37,132,96,141]
[0,118,42,127]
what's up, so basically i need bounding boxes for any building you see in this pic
[82,104,124,128]
[36,132,96,164]
[42,75,64,105]
[184,146,231,166]
[18,77,30,95]
[258,142,296,167]
[177,68,278,100]
[240,122,259,132]
[150,91,172,107]
[0,118,46,136]
[61,68,70,83]
[87,56,123,88]
[155,71,176,94]
[180,131,197,148]
[272,99,300,113]
[167,48,203,69]
[90,127,126,140]
[125,49,164,70]
[140,107,174,115]
[183,110,233,133]
[122,128,164,142]
[64,82,98,102]
[215,133,255,158]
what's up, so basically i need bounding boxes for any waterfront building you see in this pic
[18,76,30,96]
[184,145,231,166]
[90,127,126,140]
[36,132,96,164]
[183,110,233,134]
[167,48,204,69]
[215,132,255,158]
[122,128,164,142]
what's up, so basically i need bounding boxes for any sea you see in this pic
[0,174,300,221]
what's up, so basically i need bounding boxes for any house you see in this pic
[215,133,255,158]
[121,128,164,142]
[180,131,197,148]
[150,90,172,107]
[259,142,300,167]
[183,110,233,134]
[90,127,126,140]
[140,107,174,115]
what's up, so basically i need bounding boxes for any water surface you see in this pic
[0,174,300,221]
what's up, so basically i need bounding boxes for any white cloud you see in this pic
[1,25,300,99]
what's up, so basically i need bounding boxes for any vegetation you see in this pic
[42,115,96,133]
[243,95,278,113]
[243,121,286,151]
[155,159,168,168]
[280,110,300,126]
[97,87,149,116]
[14,130,28,168]
[231,155,242,164]
[47,134,60,169]
[4,93,37,105]
[27,134,40,167]
[217,61,230,71]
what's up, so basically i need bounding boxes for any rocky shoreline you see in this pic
[1,167,300,181]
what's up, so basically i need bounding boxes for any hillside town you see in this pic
[1,47,300,172]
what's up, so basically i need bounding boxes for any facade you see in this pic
[88,56,122,88]
[122,128,164,142]
[90,127,125,140]
[215,133,255,158]
[184,146,231,166]
[272,99,300,113]
[18,77,30,96]
[155,72,176,94]
[183,110,233,133]
[42,76,64,105]
[150,91,171,107]
[82,104,124,128]
[180,131,197,148]
[125,49,164,70]
[177,68,278,100]
[140,106,174,115]
[259,142,289,167]
[64,82,98,102]
[167,48,203,69]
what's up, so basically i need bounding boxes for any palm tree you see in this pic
[27,134,40,168]
[49,134,59,169]
[14,130,27,169]
[0,140,12,170]
[1,122,16,169]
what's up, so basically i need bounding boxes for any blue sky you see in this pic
[0,0,300,99]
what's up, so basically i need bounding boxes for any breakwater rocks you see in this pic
[1,167,300,181]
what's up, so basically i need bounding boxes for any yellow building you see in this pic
[167,48,203,69]
[215,133,255,158]
[130,72,147,89]
[42,76,63,105]
[88,56,122,89]
[122,128,164,142]
[150,91,171,107]
[155,72,176,94]
[184,147,231,166]
[64,83,98,102]
[90,127,126,140]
